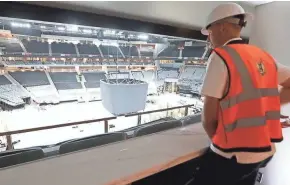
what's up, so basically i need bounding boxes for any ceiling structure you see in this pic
[243,1,273,6]
[8,1,274,38]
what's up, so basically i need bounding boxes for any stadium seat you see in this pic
[179,114,202,126]
[0,147,44,168]
[122,117,178,138]
[59,132,126,154]
[134,120,182,137]
[22,39,49,54]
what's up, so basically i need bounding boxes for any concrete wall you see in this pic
[250,2,290,66]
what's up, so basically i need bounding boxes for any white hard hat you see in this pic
[201,3,253,35]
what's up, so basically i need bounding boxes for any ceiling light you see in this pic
[57,27,66,31]
[138,34,148,40]
[82,29,92,34]
[11,22,31,28]
[67,25,79,32]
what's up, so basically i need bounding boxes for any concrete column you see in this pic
[249,2,290,66]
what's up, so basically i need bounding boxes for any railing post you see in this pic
[104,120,109,133]
[6,135,13,150]
[137,115,142,126]
[184,107,189,116]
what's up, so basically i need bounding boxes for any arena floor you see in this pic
[0,93,201,150]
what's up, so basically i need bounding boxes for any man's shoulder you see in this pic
[207,51,227,71]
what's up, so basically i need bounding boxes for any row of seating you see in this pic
[3,40,206,59]
[0,70,154,105]
[4,60,154,66]
[0,114,201,168]
[16,40,142,57]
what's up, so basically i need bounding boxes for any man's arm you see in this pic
[279,86,290,105]
[202,96,219,139]
[277,63,290,105]
[200,53,227,139]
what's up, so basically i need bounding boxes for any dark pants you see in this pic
[186,148,273,185]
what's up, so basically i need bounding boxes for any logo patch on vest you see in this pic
[257,61,266,76]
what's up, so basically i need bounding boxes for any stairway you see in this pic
[118,47,125,58]
[18,39,27,53]
[48,43,52,56]
[74,44,80,57]
[98,46,104,58]
[45,71,59,97]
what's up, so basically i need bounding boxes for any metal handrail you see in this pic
[0,116,116,137]
[0,104,198,149]
[124,104,195,117]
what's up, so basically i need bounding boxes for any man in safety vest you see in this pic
[190,3,290,185]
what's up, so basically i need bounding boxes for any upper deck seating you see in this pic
[77,43,101,55]
[182,46,205,58]
[51,42,76,55]
[140,51,153,57]
[158,45,179,58]
[119,46,139,57]
[99,45,122,57]
[22,40,49,54]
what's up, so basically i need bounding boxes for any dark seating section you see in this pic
[53,82,82,90]
[22,39,49,54]
[0,42,23,53]
[0,147,44,168]
[120,46,139,57]
[158,45,179,58]
[77,43,100,55]
[121,117,177,138]
[9,71,50,87]
[140,51,153,57]
[99,45,122,57]
[59,132,126,154]
[0,75,11,85]
[49,72,82,90]
[83,72,106,88]
[182,46,205,58]
[51,42,76,55]
[134,120,182,137]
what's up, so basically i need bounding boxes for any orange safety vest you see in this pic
[212,44,283,153]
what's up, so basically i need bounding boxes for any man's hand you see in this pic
[202,96,219,139]
[280,114,290,128]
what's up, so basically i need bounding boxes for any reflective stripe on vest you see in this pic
[225,110,280,132]
[218,46,280,132]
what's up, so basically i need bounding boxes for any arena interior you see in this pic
[0,16,210,152]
